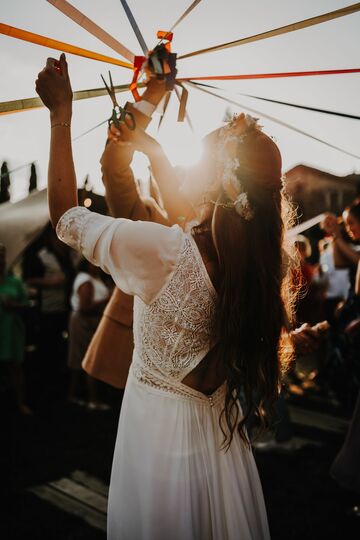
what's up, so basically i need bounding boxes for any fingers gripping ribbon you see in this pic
[130,31,177,102]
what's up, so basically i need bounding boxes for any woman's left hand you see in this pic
[35,53,73,120]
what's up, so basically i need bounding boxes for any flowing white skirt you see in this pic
[107,367,270,540]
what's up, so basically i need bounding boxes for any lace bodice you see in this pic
[57,206,224,404]
[132,233,221,402]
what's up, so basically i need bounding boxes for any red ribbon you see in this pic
[179,68,360,82]
[130,55,146,102]
[157,30,173,56]
[129,31,173,101]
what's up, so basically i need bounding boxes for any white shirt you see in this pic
[70,271,109,311]
[320,246,350,300]
[38,247,66,312]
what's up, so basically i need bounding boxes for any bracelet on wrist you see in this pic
[51,122,71,129]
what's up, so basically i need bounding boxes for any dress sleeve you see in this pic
[56,206,184,303]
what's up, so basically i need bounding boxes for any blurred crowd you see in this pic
[0,223,114,415]
[2,197,359,410]
[1,192,360,516]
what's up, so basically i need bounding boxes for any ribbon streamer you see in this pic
[76,85,191,140]
[157,92,172,132]
[72,119,108,142]
[176,83,189,122]
[0,23,133,69]
[179,2,360,59]
[157,0,203,46]
[119,0,149,54]
[47,0,135,62]
[234,92,360,121]
[180,68,360,82]
[170,0,203,32]
[189,81,360,121]
[129,31,176,101]
[0,82,143,115]
[186,82,360,159]
[130,56,146,102]
[174,85,193,131]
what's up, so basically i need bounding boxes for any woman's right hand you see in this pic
[35,53,73,121]
[109,122,159,156]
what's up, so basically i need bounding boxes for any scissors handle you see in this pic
[122,110,136,131]
[109,107,136,131]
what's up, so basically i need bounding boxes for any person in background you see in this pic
[294,234,325,325]
[324,205,360,518]
[318,238,351,327]
[295,234,315,284]
[0,244,32,415]
[24,225,72,375]
[321,200,360,405]
[322,199,360,284]
[68,258,110,410]
[330,256,360,518]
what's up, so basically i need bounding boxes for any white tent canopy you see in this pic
[0,189,49,268]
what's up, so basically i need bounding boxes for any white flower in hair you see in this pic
[222,157,240,193]
[215,113,261,220]
[233,192,255,221]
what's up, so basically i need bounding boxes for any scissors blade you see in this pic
[101,73,117,108]
[108,71,115,91]
[101,74,111,94]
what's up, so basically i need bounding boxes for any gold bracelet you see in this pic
[51,122,71,129]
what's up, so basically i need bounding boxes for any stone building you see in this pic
[285,165,360,221]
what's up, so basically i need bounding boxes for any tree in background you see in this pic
[29,162,37,193]
[0,161,10,203]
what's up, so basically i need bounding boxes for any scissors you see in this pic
[101,71,136,131]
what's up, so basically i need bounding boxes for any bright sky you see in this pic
[1,0,359,202]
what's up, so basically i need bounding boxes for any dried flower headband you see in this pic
[215,113,261,221]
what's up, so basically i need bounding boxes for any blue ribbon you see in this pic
[119,0,148,55]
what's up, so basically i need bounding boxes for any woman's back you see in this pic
[131,229,225,401]
[182,233,226,395]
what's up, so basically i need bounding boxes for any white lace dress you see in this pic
[57,207,270,540]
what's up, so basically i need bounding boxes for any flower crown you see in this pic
[216,113,261,221]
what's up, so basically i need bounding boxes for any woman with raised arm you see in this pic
[36,54,296,540]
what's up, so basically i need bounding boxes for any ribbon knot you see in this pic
[129,31,177,102]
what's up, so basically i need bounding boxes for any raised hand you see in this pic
[36,54,78,226]
[321,213,341,237]
[35,53,73,121]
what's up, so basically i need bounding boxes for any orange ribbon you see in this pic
[0,23,133,69]
[129,31,174,102]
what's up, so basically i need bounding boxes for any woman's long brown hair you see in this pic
[193,172,298,450]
